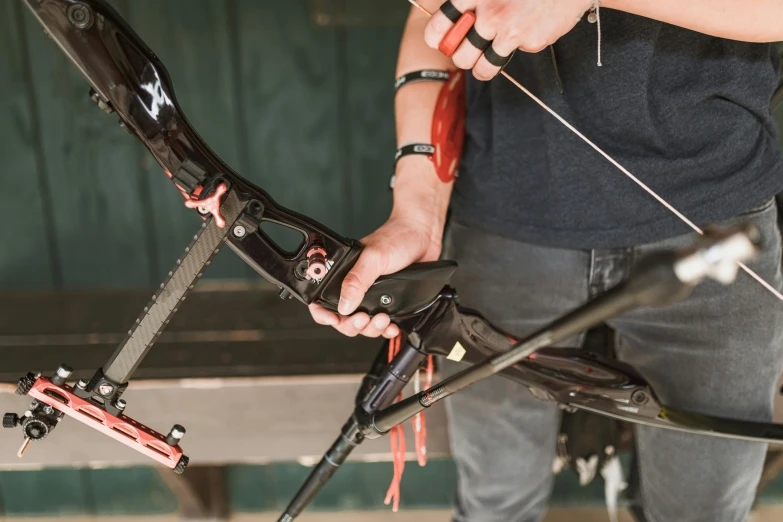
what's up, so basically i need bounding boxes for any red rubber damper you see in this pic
[438,11,477,57]
[27,378,185,470]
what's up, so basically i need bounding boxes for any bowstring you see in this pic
[407,0,783,303]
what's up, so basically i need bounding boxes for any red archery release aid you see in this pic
[438,11,476,57]
[431,69,466,183]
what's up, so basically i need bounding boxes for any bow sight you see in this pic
[6,1,783,520]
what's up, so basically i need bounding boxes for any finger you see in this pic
[333,313,371,338]
[424,0,476,50]
[472,35,517,81]
[450,15,495,70]
[309,303,339,326]
[382,323,401,339]
[339,249,385,315]
[359,314,391,338]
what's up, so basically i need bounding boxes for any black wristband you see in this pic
[390,144,435,189]
[394,70,450,92]
[439,1,462,23]
[395,143,435,162]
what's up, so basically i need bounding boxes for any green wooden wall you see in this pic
[0,0,406,290]
[1,457,782,516]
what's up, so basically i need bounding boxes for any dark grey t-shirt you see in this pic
[451,10,783,248]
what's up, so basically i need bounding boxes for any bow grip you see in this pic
[316,261,458,318]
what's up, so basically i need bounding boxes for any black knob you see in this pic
[2,413,19,429]
[22,416,51,440]
[16,373,37,396]
[173,455,190,475]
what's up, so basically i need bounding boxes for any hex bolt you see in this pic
[43,405,54,415]
[233,225,246,238]
[631,390,648,405]
[166,424,186,446]
[380,295,393,306]
[76,380,88,390]
[51,364,73,386]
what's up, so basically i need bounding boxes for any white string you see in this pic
[595,1,602,67]
[408,0,783,303]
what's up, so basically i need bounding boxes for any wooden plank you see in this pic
[342,23,404,238]
[0,468,93,516]
[87,467,178,515]
[156,466,229,520]
[0,376,451,468]
[0,287,379,383]
[227,459,457,512]
[20,4,154,288]
[0,2,55,289]
[125,0,254,281]
[234,0,345,235]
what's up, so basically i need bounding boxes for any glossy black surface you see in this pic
[445,307,783,444]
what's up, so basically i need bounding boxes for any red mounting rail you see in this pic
[27,378,183,469]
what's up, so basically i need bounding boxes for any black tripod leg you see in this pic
[277,337,427,520]
[278,418,362,521]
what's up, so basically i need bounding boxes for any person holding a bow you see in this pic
[309,1,783,521]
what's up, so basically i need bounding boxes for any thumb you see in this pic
[338,248,384,315]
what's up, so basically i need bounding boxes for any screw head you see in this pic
[197,206,210,215]
[233,225,246,238]
[631,390,648,405]
[115,399,127,411]
[76,379,88,389]
[67,3,93,29]
[43,405,54,415]
[380,295,393,306]
[98,384,114,397]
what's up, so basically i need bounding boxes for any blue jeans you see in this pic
[440,197,783,522]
